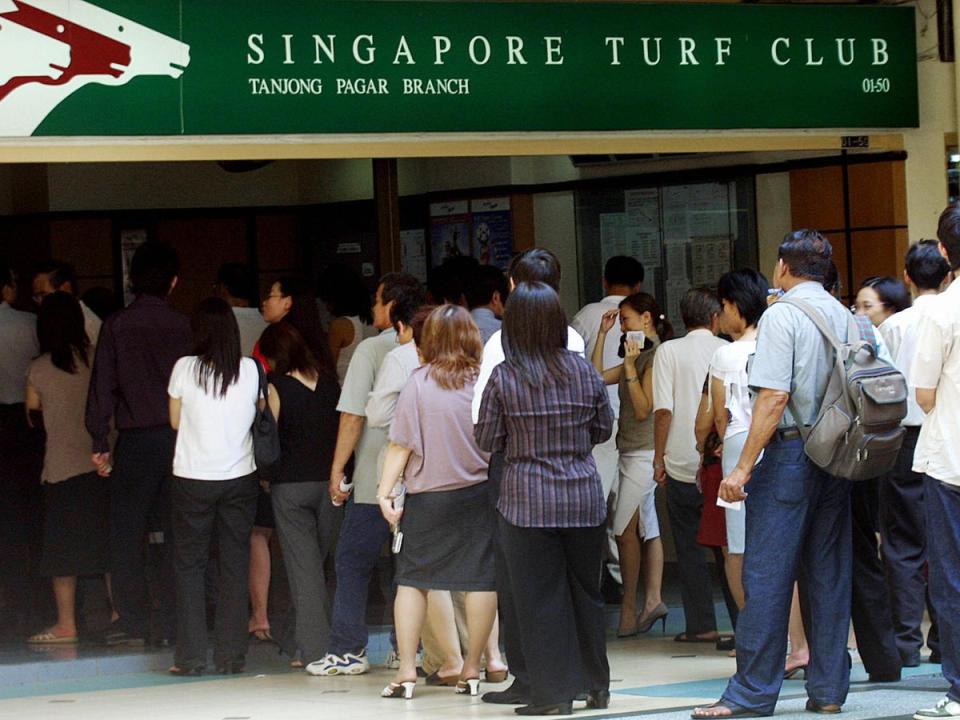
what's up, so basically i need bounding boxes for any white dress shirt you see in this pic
[911,279,960,486]
[653,328,727,483]
[472,326,586,424]
[878,294,938,427]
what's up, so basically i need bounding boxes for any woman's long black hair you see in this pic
[192,297,242,398]
[37,291,89,374]
[273,277,337,379]
[502,281,569,386]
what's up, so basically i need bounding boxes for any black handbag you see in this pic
[252,360,281,468]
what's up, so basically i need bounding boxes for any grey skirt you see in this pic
[394,482,495,592]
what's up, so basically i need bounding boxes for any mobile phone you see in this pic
[625,330,646,347]
[391,530,404,554]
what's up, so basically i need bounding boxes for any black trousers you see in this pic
[488,452,530,691]
[666,477,719,635]
[879,427,940,662]
[499,515,609,706]
[0,404,45,634]
[110,426,176,639]
[171,473,258,670]
[850,477,901,677]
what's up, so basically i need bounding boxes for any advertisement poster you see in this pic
[429,201,471,267]
[470,198,512,269]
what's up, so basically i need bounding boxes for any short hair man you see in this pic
[695,230,857,718]
[85,242,192,646]
[910,208,960,720]
[215,262,266,356]
[470,248,586,707]
[308,272,424,676]
[32,259,102,343]
[876,240,950,669]
[652,288,728,643]
[466,265,509,344]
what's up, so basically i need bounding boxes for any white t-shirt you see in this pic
[232,307,268,357]
[653,329,728,483]
[472,326,586,424]
[879,294,937,428]
[709,339,757,438]
[168,356,259,480]
[571,295,626,416]
[910,279,960,486]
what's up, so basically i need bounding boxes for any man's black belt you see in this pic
[773,426,803,442]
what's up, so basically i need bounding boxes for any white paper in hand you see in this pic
[716,496,743,512]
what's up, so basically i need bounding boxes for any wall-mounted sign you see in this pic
[0,0,918,138]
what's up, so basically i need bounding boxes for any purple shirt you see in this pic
[390,367,489,494]
[475,351,613,528]
[85,295,192,452]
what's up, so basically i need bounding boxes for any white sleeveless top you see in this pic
[336,316,374,384]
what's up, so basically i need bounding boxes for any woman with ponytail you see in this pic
[593,292,673,638]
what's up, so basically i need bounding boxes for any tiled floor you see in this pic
[0,610,947,720]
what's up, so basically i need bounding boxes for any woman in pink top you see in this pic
[376,305,496,700]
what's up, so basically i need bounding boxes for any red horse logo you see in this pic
[0,0,190,135]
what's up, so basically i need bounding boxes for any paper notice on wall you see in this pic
[691,239,731,286]
[665,281,691,334]
[666,244,689,283]
[626,225,661,268]
[625,188,660,232]
[662,185,689,245]
[599,213,628,266]
[400,229,428,282]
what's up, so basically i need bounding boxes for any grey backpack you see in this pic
[780,298,907,481]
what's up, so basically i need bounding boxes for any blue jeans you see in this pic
[328,498,393,656]
[723,439,852,714]
[924,475,960,702]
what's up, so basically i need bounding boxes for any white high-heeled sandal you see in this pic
[382,681,416,699]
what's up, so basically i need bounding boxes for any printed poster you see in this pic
[470,198,512,269]
[430,201,471,267]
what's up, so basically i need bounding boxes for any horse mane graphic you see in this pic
[0,0,190,136]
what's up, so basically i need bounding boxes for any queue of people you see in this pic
[0,207,958,720]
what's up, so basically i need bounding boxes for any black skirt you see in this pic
[394,482,495,592]
[39,472,110,577]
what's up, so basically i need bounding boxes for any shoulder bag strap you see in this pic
[776,297,854,441]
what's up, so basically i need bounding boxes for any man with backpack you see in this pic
[692,230,868,718]
[911,206,960,720]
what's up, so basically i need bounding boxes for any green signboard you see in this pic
[1,1,918,138]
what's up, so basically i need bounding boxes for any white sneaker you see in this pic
[915,697,960,719]
[305,650,370,676]
[383,649,423,670]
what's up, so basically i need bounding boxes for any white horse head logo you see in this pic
[0,0,190,136]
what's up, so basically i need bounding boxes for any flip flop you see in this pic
[691,699,770,718]
[27,631,78,645]
[674,632,720,643]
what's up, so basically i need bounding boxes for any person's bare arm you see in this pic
[718,388,789,501]
[327,316,355,368]
[169,396,182,430]
[377,442,414,526]
[592,310,622,384]
[25,381,41,428]
[710,376,728,440]
[626,363,654,421]
[329,412,365,503]
[653,409,672,485]
[694,391,713,451]
[267,382,281,423]
[917,388,936,414]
